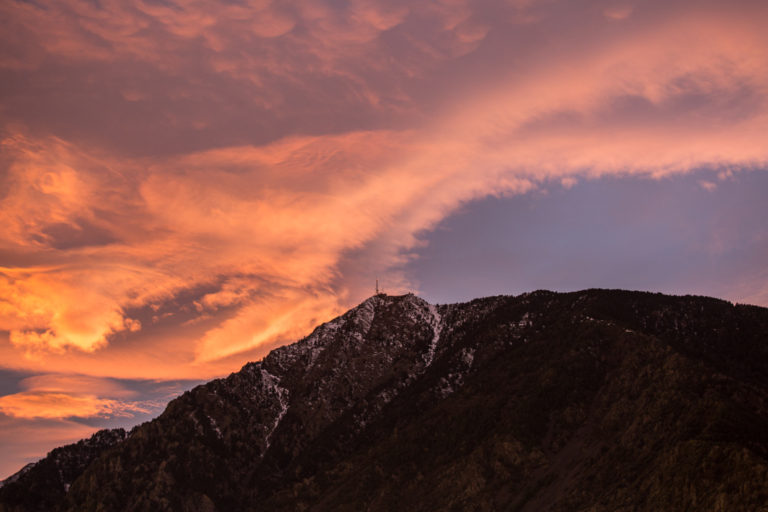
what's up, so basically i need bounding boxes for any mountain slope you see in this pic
[2,290,768,511]
[0,429,126,512]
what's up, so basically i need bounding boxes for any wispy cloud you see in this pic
[0,375,158,420]
[0,392,152,420]
[1,0,768,479]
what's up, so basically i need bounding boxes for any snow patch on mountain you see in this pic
[260,367,289,451]
[423,303,442,367]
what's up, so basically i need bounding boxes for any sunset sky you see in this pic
[1,0,768,478]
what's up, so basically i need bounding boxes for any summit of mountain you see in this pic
[2,289,767,511]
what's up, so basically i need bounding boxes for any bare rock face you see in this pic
[2,290,768,511]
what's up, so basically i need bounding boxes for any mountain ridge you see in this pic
[2,289,767,511]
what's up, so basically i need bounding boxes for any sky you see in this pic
[1,0,767,479]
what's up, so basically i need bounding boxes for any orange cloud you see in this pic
[0,374,165,421]
[0,392,151,420]
[18,374,138,399]
[0,0,767,384]
[195,288,344,363]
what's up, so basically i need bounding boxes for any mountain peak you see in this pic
[3,289,768,512]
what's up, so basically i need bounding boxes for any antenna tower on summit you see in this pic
[376,278,379,295]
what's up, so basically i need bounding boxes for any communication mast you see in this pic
[376,278,379,295]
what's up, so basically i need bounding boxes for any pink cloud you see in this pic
[0,0,767,383]
[0,391,151,420]
[18,374,138,399]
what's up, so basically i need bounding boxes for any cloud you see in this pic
[194,288,343,363]
[0,0,488,156]
[0,392,151,421]
[0,0,767,383]
[0,374,165,420]
[18,374,138,399]
[0,392,149,420]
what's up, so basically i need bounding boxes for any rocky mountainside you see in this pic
[0,429,127,511]
[2,289,768,511]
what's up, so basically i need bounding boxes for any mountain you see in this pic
[2,289,768,511]
[0,429,127,511]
